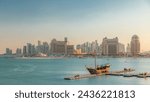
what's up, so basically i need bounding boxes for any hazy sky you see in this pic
[0,0,150,53]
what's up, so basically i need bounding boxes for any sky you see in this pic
[0,0,150,53]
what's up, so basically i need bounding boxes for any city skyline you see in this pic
[0,0,150,54]
[1,35,139,56]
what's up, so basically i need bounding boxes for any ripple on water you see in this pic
[13,64,36,74]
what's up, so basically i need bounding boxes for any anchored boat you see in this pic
[137,72,148,78]
[86,50,110,74]
[86,64,110,74]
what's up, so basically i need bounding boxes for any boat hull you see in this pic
[86,67,110,74]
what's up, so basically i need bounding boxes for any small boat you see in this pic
[74,74,80,79]
[137,72,148,78]
[64,74,80,80]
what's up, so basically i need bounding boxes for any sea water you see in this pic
[0,57,150,85]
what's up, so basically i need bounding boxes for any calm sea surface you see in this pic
[0,57,150,85]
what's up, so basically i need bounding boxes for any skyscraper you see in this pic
[130,35,140,56]
[5,48,12,55]
[16,48,22,55]
[26,43,32,56]
[23,46,27,56]
[118,43,125,55]
[79,42,92,54]
[126,43,131,56]
[91,40,98,53]
[42,42,49,54]
[50,37,74,55]
[101,37,119,56]
[38,40,41,46]
[50,38,66,54]
[24,43,36,57]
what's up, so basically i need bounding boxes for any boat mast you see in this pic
[94,50,96,69]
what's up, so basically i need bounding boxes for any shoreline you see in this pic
[1,56,150,59]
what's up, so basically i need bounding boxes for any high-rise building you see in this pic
[118,43,125,55]
[64,37,68,55]
[38,40,41,46]
[31,45,36,56]
[42,42,49,54]
[84,42,91,54]
[26,43,32,56]
[126,43,131,56]
[50,37,74,55]
[23,46,27,56]
[36,40,42,54]
[23,43,36,57]
[101,37,119,56]
[130,35,140,56]
[91,40,99,53]
[79,42,93,54]
[16,48,22,55]
[6,48,9,55]
[5,48,12,55]
[77,40,101,54]
[80,43,85,53]
[97,44,102,55]
[50,39,66,54]
[67,45,74,54]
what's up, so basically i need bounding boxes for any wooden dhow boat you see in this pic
[86,50,110,74]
